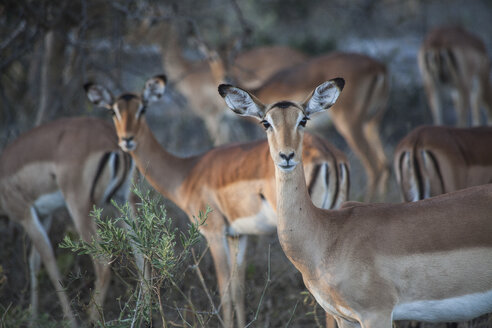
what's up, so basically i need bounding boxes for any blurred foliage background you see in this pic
[1,0,492,192]
[1,0,492,327]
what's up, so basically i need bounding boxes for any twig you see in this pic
[157,282,168,328]
[228,0,253,41]
[285,299,299,328]
[130,284,142,328]
[0,20,26,51]
[244,244,272,328]
[0,28,41,71]
[1,302,12,322]
[173,300,193,328]
[191,248,226,328]
[169,279,200,327]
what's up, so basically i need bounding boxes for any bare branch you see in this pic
[0,27,41,72]
[0,20,26,51]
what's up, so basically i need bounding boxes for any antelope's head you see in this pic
[219,78,344,172]
[85,75,167,152]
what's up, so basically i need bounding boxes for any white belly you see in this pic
[227,199,277,236]
[392,289,492,322]
[33,191,66,217]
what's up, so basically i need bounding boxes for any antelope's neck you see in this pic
[131,121,195,207]
[275,163,322,270]
[161,33,193,82]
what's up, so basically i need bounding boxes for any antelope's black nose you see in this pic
[279,152,294,162]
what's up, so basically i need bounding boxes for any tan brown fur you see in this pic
[252,52,390,201]
[153,23,309,144]
[394,125,492,202]
[228,45,308,89]
[418,26,492,126]
[0,117,134,327]
[86,77,349,328]
[220,80,492,328]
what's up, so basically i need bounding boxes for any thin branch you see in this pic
[228,0,253,41]
[191,248,226,328]
[285,299,299,328]
[0,20,26,51]
[244,244,272,328]
[0,28,42,71]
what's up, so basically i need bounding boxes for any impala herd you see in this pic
[1,24,491,328]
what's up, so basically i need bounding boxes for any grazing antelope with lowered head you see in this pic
[0,117,134,327]
[219,78,492,328]
[146,21,307,144]
[248,52,390,202]
[418,25,492,126]
[85,74,349,328]
[394,125,492,202]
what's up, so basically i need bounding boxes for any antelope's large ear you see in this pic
[84,83,114,109]
[218,84,266,119]
[142,75,167,104]
[303,78,345,116]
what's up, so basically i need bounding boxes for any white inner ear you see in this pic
[143,78,165,103]
[306,81,341,114]
[88,85,113,108]
[224,88,262,118]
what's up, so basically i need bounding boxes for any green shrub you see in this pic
[61,188,208,327]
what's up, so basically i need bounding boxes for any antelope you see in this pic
[156,22,307,143]
[249,52,390,202]
[0,117,134,327]
[394,125,492,202]
[219,79,492,327]
[85,75,349,328]
[206,44,308,89]
[418,25,492,126]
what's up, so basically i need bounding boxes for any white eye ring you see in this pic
[299,116,309,127]
[136,103,146,119]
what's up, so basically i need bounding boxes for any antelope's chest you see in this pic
[306,281,356,320]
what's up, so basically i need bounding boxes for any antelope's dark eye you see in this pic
[299,116,309,127]
[261,120,271,130]
[140,107,146,115]
[109,109,116,117]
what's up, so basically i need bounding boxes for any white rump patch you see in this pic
[310,163,331,209]
[420,150,432,199]
[400,151,419,202]
[335,163,349,208]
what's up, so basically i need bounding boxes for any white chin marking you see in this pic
[278,164,296,172]
[119,142,136,152]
